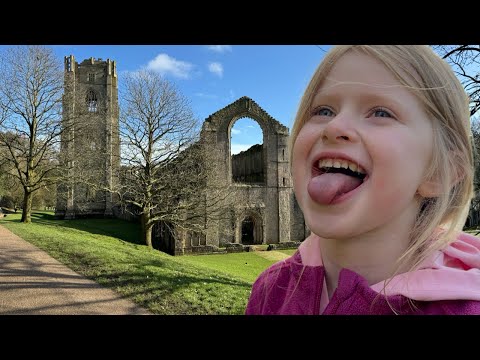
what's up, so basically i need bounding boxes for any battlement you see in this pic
[64,55,117,78]
[79,57,111,66]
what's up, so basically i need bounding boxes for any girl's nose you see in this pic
[321,114,358,144]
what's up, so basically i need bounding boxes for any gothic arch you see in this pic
[227,114,267,157]
[86,89,98,112]
[230,117,265,184]
[235,209,264,245]
[200,96,289,187]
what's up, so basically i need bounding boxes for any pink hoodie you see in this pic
[245,232,480,315]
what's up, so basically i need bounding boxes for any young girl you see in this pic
[245,45,480,315]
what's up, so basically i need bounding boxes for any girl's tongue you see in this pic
[307,173,363,205]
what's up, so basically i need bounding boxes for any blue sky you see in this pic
[48,45,330,154]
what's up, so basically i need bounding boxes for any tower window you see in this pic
[88,73,95,82]
[86,90,97,112]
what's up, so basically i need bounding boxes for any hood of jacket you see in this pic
[299,231,480,302]
[370,232,480,301]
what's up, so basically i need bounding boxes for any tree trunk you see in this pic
[141,211,153,248]
[21,190,33,223]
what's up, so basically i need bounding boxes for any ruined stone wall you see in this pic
[231,144,264,183]
[181,96,306,255]
[291,194,308,241]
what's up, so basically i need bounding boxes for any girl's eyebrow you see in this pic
[312,88,406,110]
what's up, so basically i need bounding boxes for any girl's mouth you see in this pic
[308,158,368,205]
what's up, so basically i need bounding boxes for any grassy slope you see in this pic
[0,212,296,314]
[181,251,289,283]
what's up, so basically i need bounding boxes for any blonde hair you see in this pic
[290,45,474,277]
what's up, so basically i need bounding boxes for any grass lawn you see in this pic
[182,250,292,283]
[277,249,297,256]
[0,211,295,314]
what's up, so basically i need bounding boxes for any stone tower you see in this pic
[55,56,120,219]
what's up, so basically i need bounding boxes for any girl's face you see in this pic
[292,51,434,240]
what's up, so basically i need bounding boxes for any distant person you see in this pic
[246,45,480,315]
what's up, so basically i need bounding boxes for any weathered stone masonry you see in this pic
[56,56,120,219]
[55,56,306,254]
[163,96,307,255]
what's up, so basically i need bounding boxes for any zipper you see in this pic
[314,267,324,315]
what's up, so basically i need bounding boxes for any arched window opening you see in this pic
[66,57,72,72]
[230,118,264,184]
[86,90,97,113]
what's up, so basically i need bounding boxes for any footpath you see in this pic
[0,225,150,315]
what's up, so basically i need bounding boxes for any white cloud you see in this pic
[194,92,218,99]
[229,89,235,100]
[231,128,241,135]
[208,62,223,77]
[207,45,232,53]
[231,143,253,155]
[147,53,193,79]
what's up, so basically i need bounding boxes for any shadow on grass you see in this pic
[89,260,252,314]
[64,244,251,314]
[29,212,144,246]
[2,212,252,314]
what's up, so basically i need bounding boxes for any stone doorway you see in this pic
[241,216,255,244]
[237,212,263,245]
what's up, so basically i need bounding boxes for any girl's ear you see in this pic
[417,180,442,198]
[417,154,465,198]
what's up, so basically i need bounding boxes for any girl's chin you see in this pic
[307,222,358,240]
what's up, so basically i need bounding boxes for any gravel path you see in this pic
[0,224,150,315]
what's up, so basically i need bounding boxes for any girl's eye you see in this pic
[372,108,393,118]
[313,107,335,117]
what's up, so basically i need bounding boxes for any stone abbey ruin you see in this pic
[56,56,307,255]
[55,55,120,220]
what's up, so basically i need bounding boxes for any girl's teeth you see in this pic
[318,158,365,174]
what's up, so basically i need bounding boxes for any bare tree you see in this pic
[0,132,24,210]
[435,46,480,227]
[434,45,480,117]
[116,70,231,248]
[0,46,64,222]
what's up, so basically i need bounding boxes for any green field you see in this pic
[0,211,296,314]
